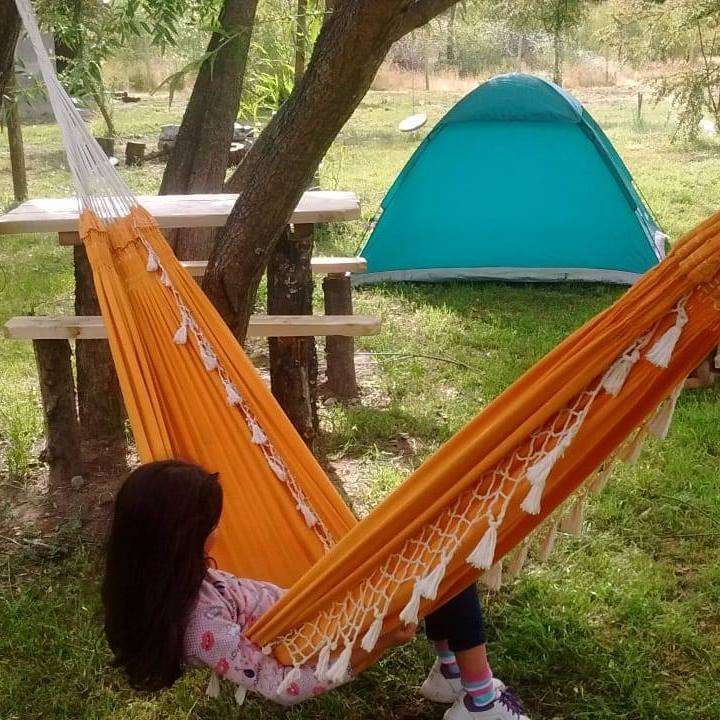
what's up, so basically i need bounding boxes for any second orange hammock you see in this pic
[16,0,720,696]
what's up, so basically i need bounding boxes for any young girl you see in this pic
[102,461,529,719]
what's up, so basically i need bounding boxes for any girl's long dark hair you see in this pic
[102,460,222,691]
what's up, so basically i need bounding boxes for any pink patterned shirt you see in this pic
[183,568,341,705]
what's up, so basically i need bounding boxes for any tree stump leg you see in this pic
[323,273,359,398]
[33,339,80,490]
[73,239,127,468]
[267,223,318,449]
[125,141,146,166]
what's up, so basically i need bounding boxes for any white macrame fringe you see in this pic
[618,429,647,465]
[360,615,384,653]
[325,645,352,684]
[647,385,683,440]
[315,645,331,681]
[268,457,288,481]
[481,562,503,591]
[589,463,614,496]
[418,559,447,600]
[200,347,218,372]
[602,349,640,396]
[507,541,531,579]
[538,523,559,562]
[521,478,545,515]
[206,672,221,698]
[235,685,247,705]
[160,269,171,287]
[561,497,585,536]
[466,521,498,570]
[646,303,688,368]
[146,250,159,272]
[399,582,423,625]
[276,666,302,696]
[298,502,319,528]
[249,420,268,445]
[173,323,188,345]
[224,381,242,407]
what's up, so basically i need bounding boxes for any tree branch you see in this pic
[396,0,460,36]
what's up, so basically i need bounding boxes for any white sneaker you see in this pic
[420,660,506,704]
[443,691,529,720]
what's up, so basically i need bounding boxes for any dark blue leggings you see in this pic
[424,584,487,653]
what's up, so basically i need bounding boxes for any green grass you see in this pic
[2,86,720,719]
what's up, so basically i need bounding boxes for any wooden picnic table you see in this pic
[0,190,361,236]
[1,190,368,475]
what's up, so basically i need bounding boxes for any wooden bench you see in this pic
[0,190,373,478]
[4,314,381,340]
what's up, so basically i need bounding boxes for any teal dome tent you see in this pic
[356,74,664,285]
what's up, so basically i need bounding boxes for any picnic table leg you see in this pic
[267,223,318,449]
[323,272,359,398]
[33,339,80,490]
[70,235,127,467]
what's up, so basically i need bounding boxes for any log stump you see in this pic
[95,136,115,157]
[267,223,318,448]
[125,141,146,167]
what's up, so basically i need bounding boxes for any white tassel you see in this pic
[276,666,302,696]
[249,420,268,445]
[297,502,318,528]
[224,382,242,406]
[647,386,682,440]
[399,582,422,625]
[146,250,159,272]
[160,268,171,287]
[206,672,221,698]
[602,349,640,396]
[538,523,558,562]
[561,497,585,536]
[234,685,247,706]
[618,429,647,465]
[521,478,545,515]
[507,541,531,579]
[360,615,384,653]
[466,521,498,570]
[589,463,613,496]
[200,348,218,372]
[315,645,331,681]
[261,645,273,655]
[418,559,447,600]
[325,645,352,684]
[646,306,688,368]
[173,323,188,345]
[481,562,503,591]
[268,457,288,481]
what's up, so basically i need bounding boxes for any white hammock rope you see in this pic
[14,0,335,550]
[263,298,689,681]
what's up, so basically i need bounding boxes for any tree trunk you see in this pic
[33,339,80,491]
[268,224,318,448]
[159,0,258,261]
[74,244,127,461]
[204,0,459,342]
[323,273,359,397]
[553,27,563,86]
[446,5,456,63]
[6,71,28,203]
[295,0,309,84]
[0,0,21,102]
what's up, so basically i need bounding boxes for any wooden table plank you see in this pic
[4,314,381,340]
[181,256,367,277]
[0,190,361,235]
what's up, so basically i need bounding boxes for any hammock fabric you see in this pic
[16,0,720,695]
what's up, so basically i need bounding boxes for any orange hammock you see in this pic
[16,0,720,694]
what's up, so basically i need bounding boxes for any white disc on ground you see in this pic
[398,113,428,133]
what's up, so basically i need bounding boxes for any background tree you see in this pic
[158,0,260,260]
[203,0,462,341]
[0,0,21,103]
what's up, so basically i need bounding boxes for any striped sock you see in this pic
[461,665,496,708]
[433,640,460,678]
